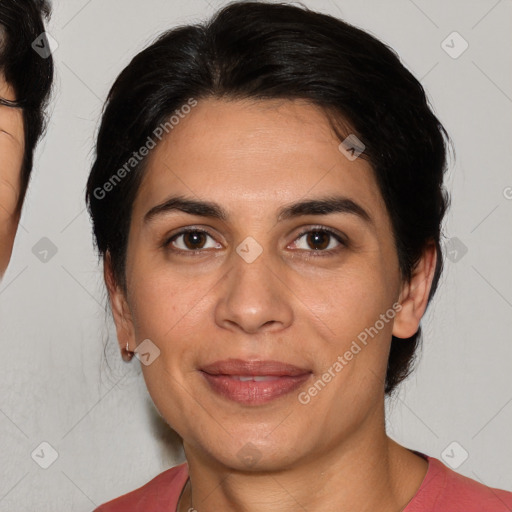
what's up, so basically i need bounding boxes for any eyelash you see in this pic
[163,226,347,257]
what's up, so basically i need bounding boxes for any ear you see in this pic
[392,241,437,339]
[104,251,136,361]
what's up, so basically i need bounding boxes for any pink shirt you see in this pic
[95,454,512,511]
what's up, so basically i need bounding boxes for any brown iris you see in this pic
[306,231,330,250]
[183,231,208,250]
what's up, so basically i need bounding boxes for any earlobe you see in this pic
[392,242,437,339]
[103,252,135,361]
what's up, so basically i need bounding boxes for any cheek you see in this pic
[300,255,393,334]
[128,263,209,336]
[295,268,395,417]
[127,270,208,428]
[126,264,220,394]
[295,255,397,398]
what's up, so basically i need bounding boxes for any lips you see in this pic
[200,359,312,405]
[201,358,311,377]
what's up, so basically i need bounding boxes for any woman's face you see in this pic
[109,97,430,471]
[0,73,24,276]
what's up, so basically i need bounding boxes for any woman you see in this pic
[87,2,512,510]
[0,0,53,278]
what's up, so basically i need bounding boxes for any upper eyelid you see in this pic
[294,225,346,239]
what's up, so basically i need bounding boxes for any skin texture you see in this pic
[106,97,437,512]
[0,74,24,278]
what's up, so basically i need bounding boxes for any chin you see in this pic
[189,430,308,474]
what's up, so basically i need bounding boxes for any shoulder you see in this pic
[94,462,188,512]
[407,455,512,511]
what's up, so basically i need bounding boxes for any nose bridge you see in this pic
[233,244,273,294]
[215,240,293,333]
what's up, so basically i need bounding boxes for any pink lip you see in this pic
[200,359,312,405]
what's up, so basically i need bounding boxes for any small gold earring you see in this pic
[125,341,133,360]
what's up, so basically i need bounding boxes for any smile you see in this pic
[199,359,312,405]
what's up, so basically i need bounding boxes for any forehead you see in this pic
[134,97,387,225]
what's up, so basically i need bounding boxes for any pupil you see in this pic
[308,231,329,250]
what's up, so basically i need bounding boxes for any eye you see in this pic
[166,228,221,253]
[289,227,346,255]
[163,226,346,256]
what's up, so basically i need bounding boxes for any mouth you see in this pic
[199,359,313,405]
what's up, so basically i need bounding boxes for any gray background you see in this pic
[0,0,511,509]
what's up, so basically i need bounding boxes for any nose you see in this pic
[214,247,294,334]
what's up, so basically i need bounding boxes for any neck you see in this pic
[179,406,428,512]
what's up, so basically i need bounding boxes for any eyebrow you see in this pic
[144,194,374,228]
